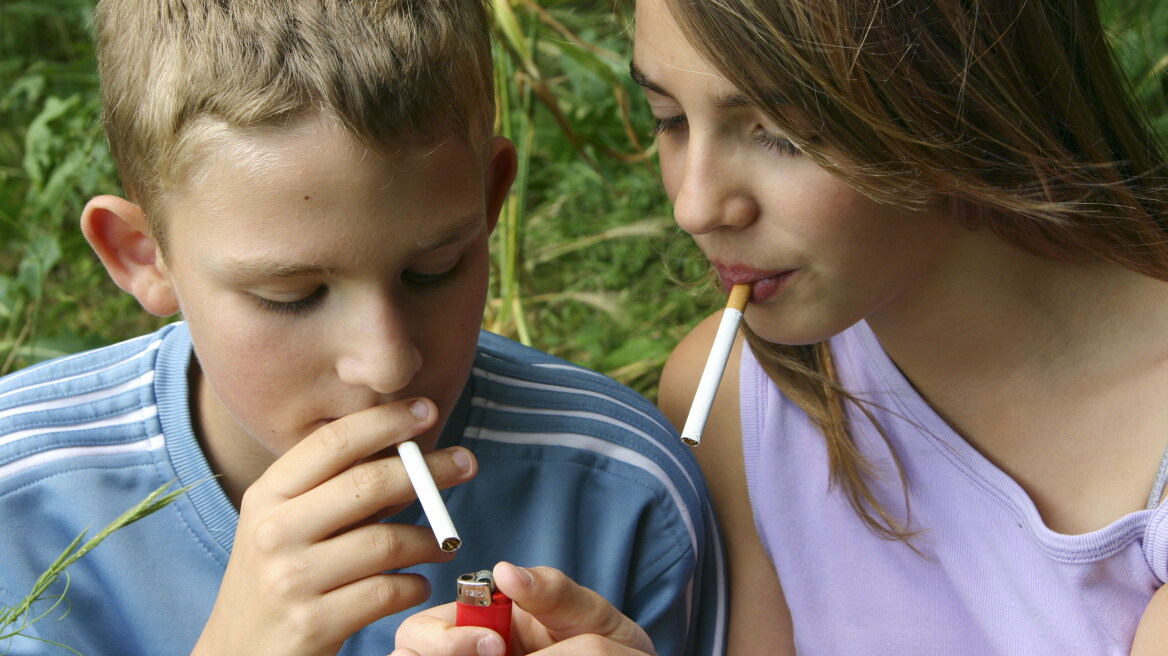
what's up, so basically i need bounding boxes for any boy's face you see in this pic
[157,116,512,474]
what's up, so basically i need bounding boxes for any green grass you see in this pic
[0,480,194,653]
[0,0,720,400]
[1,0,1165,402]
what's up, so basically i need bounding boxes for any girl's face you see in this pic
[633,0,962,345]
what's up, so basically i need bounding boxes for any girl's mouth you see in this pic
[713,264,795,304]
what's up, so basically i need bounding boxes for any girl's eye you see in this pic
[649,114,687,137]
[253,286,327,315]
[752,128,802,157]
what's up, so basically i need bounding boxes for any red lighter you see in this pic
[455,569,512,651]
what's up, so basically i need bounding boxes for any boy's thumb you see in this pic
[491,562,657,655]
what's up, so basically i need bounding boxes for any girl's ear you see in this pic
[483,136,518,234]
[80,195,180,317]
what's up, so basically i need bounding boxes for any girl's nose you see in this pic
[335,300,423,395]
[669,141,759,236]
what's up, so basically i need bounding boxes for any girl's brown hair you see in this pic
[664,0,1168,540]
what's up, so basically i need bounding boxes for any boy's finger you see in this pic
[308,523,455,592]
[394,609,505,656]
[493,563,658,655]
[280,445,476,541]
[320,571,435,640]
[258,398,437,499]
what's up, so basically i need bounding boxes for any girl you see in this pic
[395,0,1168,653]
[640,0,1168,653]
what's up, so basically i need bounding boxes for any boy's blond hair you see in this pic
[93,0,495,248]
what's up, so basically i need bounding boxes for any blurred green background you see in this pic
[1,0,1166,401]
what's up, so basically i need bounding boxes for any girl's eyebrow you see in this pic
[714,92,751,109]
[631,60,783,109]
[629,61,668,96]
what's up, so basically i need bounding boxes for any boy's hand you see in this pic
[391,562,658,656]
[192,399,477,656]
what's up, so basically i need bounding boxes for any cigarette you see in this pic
[680,283,751,446]
[397,439,461,551]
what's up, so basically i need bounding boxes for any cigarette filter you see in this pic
[455,569,513,650]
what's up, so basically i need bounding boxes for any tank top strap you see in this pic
[1146,441,1168,509]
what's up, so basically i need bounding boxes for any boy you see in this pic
[0,1,724,654]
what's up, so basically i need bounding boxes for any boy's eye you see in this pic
[649,114,687,137]
[402,259,461,286]
[253,286,327,315]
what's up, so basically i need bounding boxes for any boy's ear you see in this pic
[484,136,518,234]
[80,195,180,317]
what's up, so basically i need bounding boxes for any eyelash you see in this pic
[649,115,802,157]
[751,129,802,157]
[649,115,687,136]
[252,260,462,316]
[254,286,327,316]
[402,256,462,287]
[402,269,456,286]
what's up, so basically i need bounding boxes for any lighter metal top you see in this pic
[456,569,496,607]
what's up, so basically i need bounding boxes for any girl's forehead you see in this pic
[632,0,730,92]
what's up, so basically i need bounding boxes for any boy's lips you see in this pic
[713,263,795,304]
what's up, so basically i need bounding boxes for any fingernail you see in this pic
[514,564,534,588]
[409,399,430,421]
[452,448,472,474]
[477,634,506,656]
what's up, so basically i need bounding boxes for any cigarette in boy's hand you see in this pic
[680,283,751,446]
[396,439,461,551]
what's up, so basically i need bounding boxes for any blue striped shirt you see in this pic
[0,323,725,655]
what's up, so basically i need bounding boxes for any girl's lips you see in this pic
[714,264,795,304]
[744,272,794,304]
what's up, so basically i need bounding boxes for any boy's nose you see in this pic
[671,144,759,236]
[335,303,423,395]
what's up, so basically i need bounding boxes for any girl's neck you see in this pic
[866,228,1168,533]
[869,228,1168,401]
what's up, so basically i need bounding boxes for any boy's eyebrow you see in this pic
[410,212,486,254]
[221,213,486,278]
[629,61,668,96]
[221,258,336,279]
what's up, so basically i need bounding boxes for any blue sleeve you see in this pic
[623,470,726,656]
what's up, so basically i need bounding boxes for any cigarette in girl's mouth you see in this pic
[680,283,751,446]
[397,439,461,551]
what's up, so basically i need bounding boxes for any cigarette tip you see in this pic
[681,436,700,447]
[442,537,462,552]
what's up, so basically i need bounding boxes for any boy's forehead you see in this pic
[202,115,477,173]
[173,115,484,201]
[162,116,491,258]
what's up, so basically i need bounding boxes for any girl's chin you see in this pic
[742,316,840,348]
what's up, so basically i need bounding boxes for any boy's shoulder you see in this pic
[0,323,186,469]
[473,330,659,412]
[0,325,179,399]
[466,330,696,475]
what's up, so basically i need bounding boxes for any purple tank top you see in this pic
[740,321,1168,654]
